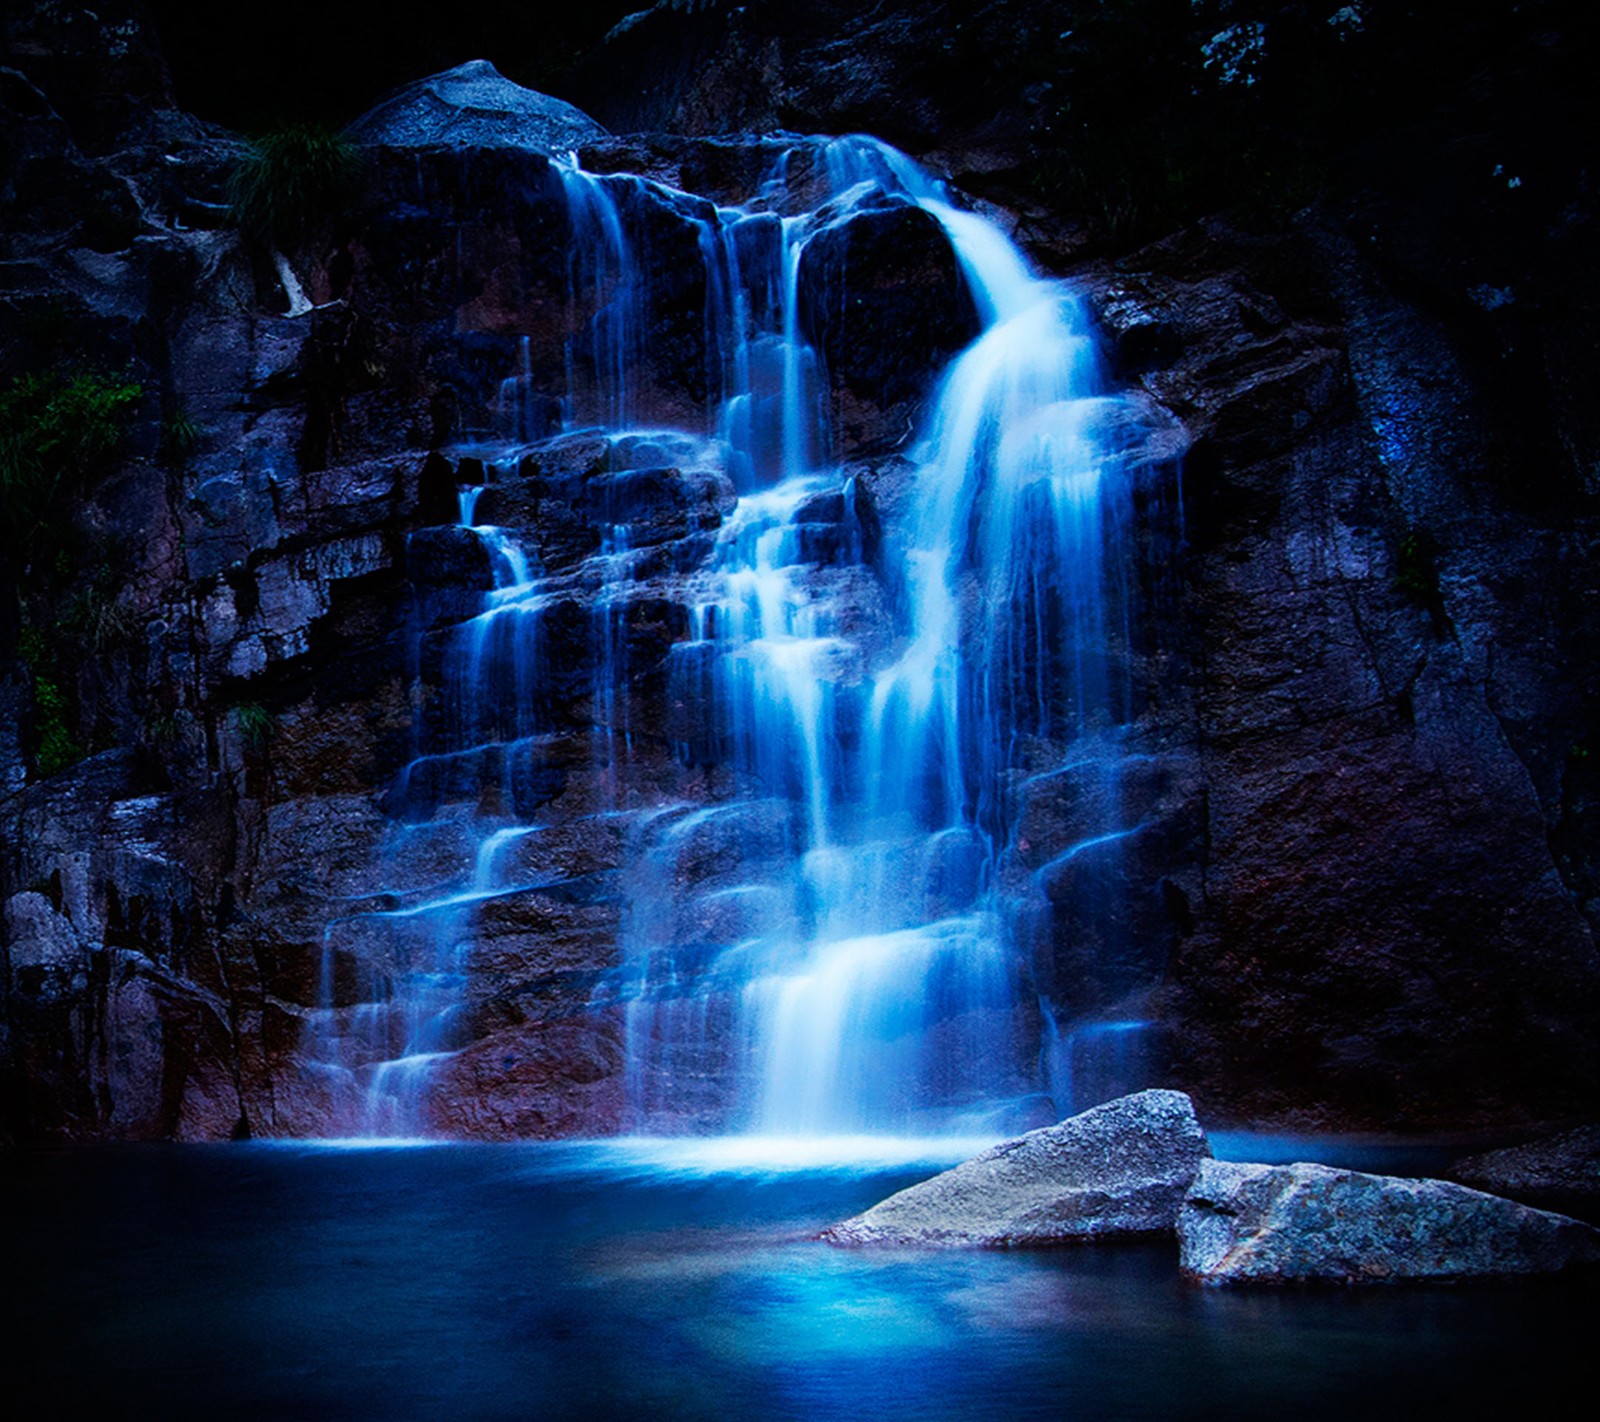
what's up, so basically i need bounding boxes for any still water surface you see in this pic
[4,1140,1589,1420]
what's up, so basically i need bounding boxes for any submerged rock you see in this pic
[1453,1127,1600,1217]
[1179,1159,1600,1285]
[821,1088,1209,1247]
[347,60,607,152]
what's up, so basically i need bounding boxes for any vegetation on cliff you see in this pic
[0,368,144,778]
[0,368,143,558]
[225,123,363,250]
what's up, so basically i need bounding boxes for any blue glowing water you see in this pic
[303,134,1177,1137]
[4,1143,1587,1420]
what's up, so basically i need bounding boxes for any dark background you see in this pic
[141,0,645,129]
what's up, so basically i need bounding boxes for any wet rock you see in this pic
[347,60,607,153]
[584,466,733,545]
[1179,1159,1600,1285]
[798,200,979,456]
[1010,750,1206,1019]
[470,873,625,982]
[5,892,83,978]
[254,795,391,899]
[636,800,801,894]
[406,525,497,627]
[822,1088,1209,1247]
[582,134,797,208]
[1453,1127,1600,1218]
[426,1019,625,1138]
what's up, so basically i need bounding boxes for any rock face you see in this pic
[1453,1127,1600,1217]
[1179,1159,1600,1285]
[1,3,1599,1142]
[822,1089,1210,1247]
[346,60,607,152]
[0,11,1008,1139]
[796,201,980,454]
[567,0,1600,1137]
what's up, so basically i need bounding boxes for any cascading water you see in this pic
[304,136,1170,1139]
[617,137,1157,1136]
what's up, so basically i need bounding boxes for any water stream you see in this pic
[304,134,1168,1138]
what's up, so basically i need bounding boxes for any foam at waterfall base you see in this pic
[568,1135,1004,1177]
[259,1134,1003,1176]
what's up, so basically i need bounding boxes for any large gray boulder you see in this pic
[1452,1126,1600,1216]
[821,1089,1210,1247]
[347,60,607,153]
[1180,1159,1600,1285]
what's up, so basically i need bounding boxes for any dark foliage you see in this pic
[0,369,142,558]
[226,124,362,249]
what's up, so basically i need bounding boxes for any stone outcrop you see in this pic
[1077,218,1600,1129]
[822,1089,1210,1247]
[1453,1127,1600,1218]
[1179,1159,1600,1285]
[347,61,607,153]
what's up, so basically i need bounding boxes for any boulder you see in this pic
[1453,1126,1600,1217]
[821,1088,1209,1247]
[347,60,607,153]
[1179,1159,1600,1285]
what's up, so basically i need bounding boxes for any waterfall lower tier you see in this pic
[302,133,1180,1139]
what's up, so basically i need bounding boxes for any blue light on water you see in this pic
[3,1145,1588,1420]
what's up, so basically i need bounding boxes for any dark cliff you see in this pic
[1,0,1595,1141]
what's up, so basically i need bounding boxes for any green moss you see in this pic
[19,630,82,776]
[1395,530,1441,603]
[144,710,181,747]
[17,625,49,669]
[1393,526,1455,635]
[32,674,84,777]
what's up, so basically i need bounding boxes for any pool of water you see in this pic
[4,1139,1590,1420]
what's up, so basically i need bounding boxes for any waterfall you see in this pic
[304,134,1170,1139]
[620,138,1153,1136]
[557,163,640,428]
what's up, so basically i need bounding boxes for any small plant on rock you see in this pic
[160,409,203,469]
[226,124,362,252]
[232,700,275,752]
[60,580,138,655]
[16,627,83,779]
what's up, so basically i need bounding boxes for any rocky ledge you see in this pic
[1179,1158,1600,1286]
[346,59,609,153]
[821,1088,1210,1247]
